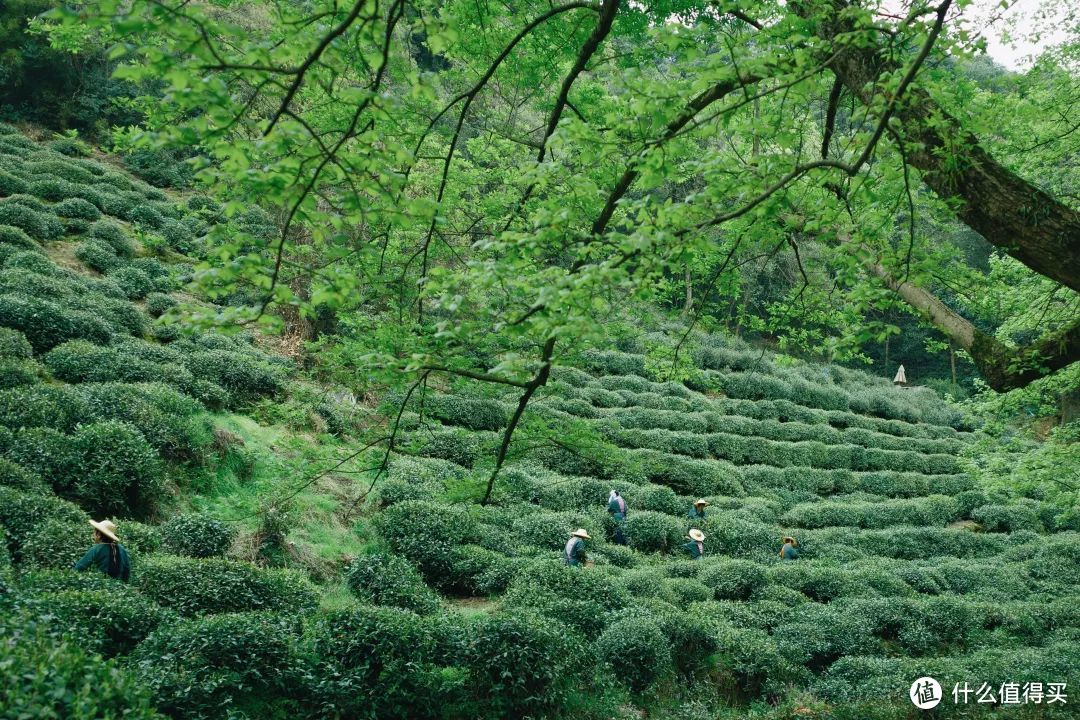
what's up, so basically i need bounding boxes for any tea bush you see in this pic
[0,293,113,351]
[0,224,38,253]
[426,394,507,431]
[0,613,163,720]
[70,421,164,518]
[109,266,154,299]
[0,384,88,431]
[504,560,630,635]
[306,605,466,719]
[0,457,45,493]
[19,518,88,570]
[449,544,521,595]
[634,449,743,495]
[88,220,136,257]
[133,611,299,719]
[597,610,673,693]
[582,350,647,376]
[466,611,587,717]
[405,426,482,468]
[699,559,767,600]
[0,487,87,562]
[53,197,101,220]
[346,552,441,614]
[135,555,318,616]
[624,510,685,553]
[374,500,479,589]
[0,200,63,240]
[160,513,237,558]
[22,588,174,657]
[971,503,1044,533]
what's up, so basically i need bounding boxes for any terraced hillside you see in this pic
[0,121,1076,719]
[378,339,1080,715]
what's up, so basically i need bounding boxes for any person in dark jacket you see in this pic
[607,490,628,546]
[780,536,799,561]
[681,528,705,560]
[74,519,130,582]
[688,499,709,521]
[564,528,590,566]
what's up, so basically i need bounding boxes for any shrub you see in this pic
[406,427,482,468]
[123,148,195,189]
[45,340,160,384]
[145,292,177,318]
[504,560,630,635]
[74,381,210,462]
[67,421,164,518]
[132,611,298,719]
[972,503,1044,533]
[0,294,113,351]
[581,350,647,376]
[0,201,63,240]
[664,577,712,603]
[128,203,166,229]
[426,394,507,431]
[623,510,684,553]
[87,220,136,257]
[0,168,28,195]
[346,552,441,614]
[0,457,45,493]
[699,559,767,600]
[183,349,286,402]
[53,197,101,220]
[634,449,743,495]
[22,588,174,658]
[122,520,162,556]
[597,611,673,693]
[8,427,79,492]
[27,177,77,202]
[108,266,154,299]
[160,513,237,558]
[449,544,521,595]
[135,555,318,616]
[307,606,467,720]
[0,358,38,388]
[466,611,586,716]
[19,518,88,570]
[0,224,37,254]
[0,487,87,562]
[75,238,123,272]
[0,384,88,431]
[0,613,163,720]
[374,500,478,589]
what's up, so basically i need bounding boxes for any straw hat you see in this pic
[89,519,119,542]
[687,528,705,542]
[783,536,797,545]
[571,528,591,540]
[693,499,710,507]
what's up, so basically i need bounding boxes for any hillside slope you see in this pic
[0,125,1076,719]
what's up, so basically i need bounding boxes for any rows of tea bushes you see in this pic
[363,330,1077,716]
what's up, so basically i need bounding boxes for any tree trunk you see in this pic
[949,341,957,385]
[683,264,693,314]
[804,0,1080,292]
[866,262,1080,391]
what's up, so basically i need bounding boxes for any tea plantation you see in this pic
[0,126,1076,719]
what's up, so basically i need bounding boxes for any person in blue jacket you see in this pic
[74,519,130,582]
[564,528,591,566]
[607,490,628,545]
[780,536,799,561]
[682,528,705,560]
[688,499,709,522]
